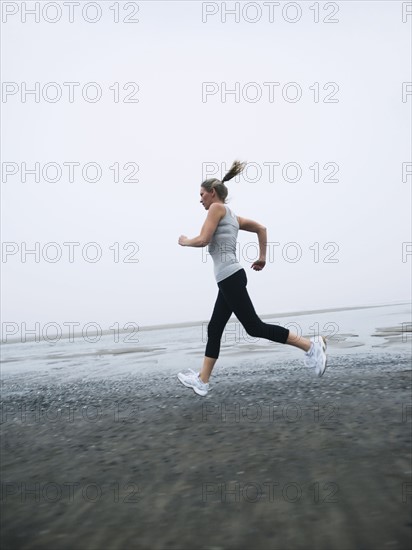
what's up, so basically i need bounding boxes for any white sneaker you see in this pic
[177,368,209,396]
[304,336,328,377]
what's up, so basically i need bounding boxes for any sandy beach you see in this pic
[1,303,411,550]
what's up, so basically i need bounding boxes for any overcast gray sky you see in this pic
[1,1,411,334]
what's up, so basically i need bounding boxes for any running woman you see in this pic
[177,160,327,397]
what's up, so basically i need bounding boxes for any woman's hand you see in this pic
[178,235,189,246]
[251,259,266,271]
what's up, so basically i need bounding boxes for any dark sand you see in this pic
[1,349,412,550]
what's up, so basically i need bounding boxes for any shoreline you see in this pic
[2,299,410,345]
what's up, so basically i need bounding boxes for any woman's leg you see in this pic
[199,357,217,384]
[219,269,312,352]
[201,289,233,383]
[286,331,311,352]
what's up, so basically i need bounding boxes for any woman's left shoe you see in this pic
[304,336,328,377]
[314,336,327,377]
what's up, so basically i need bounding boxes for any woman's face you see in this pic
[199,187,214,210]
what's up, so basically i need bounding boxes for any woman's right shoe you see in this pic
[177,368,209,396]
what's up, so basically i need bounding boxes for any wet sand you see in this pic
[1,308,412,549]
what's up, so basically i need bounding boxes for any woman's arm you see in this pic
[237,216,267,270]
[179,203,226,247]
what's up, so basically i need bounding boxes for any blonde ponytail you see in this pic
[201,160,246,203]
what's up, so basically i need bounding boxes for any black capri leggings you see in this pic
[205,268,290,359]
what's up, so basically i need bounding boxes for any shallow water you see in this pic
[1,302,410,383]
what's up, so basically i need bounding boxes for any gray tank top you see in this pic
[208,205,243,283]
